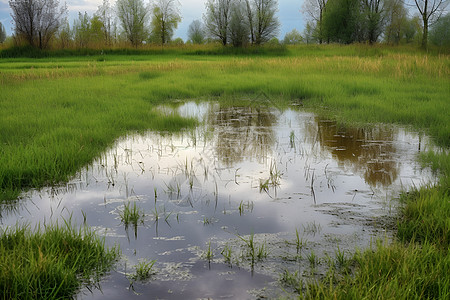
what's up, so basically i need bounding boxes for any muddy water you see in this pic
[0,102,435,299]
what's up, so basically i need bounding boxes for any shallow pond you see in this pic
[1,101,435,299]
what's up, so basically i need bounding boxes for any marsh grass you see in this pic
[129,259,156,281]
[0,221,119,299]
[119,201,145,229]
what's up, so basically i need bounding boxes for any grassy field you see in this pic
[0,44,449,298]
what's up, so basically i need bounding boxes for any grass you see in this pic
[119,201,145,229]
[0,221,119,299]
[0,44,448,298]
[129,259,156,281]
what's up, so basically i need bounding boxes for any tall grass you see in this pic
[0,221,119,299]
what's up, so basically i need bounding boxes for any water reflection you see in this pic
[314,118,399,187]
[207,105,277,166]
[0,101,434,299]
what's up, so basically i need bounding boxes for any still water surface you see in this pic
[1,102,435,299]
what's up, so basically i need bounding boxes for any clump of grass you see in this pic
[129,259,156,281]
[0,221,119,299]
[119,201,145,229]
[236,231,267,265]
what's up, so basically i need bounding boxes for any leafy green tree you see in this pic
[57,20,72,48]
[150,0,181,45]
[362,0,385,44]
[0,22,6,44]
[188,20,206,44]
[323,0,362,44]
[429,13,450,46]
[116,0,149,47]
[9,0,67,49]
[283,29,303,44]
[74,12,91,48]
[303,21,319,44]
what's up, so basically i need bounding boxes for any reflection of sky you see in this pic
[0,102,434,299]
[0,0,305,40]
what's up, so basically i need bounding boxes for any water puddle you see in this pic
[0,101,435,299]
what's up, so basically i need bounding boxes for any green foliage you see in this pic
[430,13,450,47]
[149,0,181,45]
[0,222,119,299]
[323,0,362,44]
[283,29,303,45]
[116,0,149,47]
[187,20,205,44]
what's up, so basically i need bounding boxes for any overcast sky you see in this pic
[0,0,305,41]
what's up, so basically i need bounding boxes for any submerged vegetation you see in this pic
[0,44,449,298]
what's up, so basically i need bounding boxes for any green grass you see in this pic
[0,221,119,299]
[0,44,449,298]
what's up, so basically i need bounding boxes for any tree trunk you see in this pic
[421,14,428,49]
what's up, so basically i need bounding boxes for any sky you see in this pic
[0,0,305,41]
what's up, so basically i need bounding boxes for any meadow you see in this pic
[0,44,449,298]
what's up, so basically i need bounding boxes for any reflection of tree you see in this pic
[314,118,399,187]
[207,106,277,166]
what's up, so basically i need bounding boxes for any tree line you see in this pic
[1,0,448,50]
[302,0,449,48]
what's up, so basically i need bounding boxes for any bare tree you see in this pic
[244,0,255,43]
[203,0,233,45]
[302,0,327,43]
[411,0,449,48]
[116,0,149,47]
[150,0,181,45]
[9,0,67,49]
[252,0,280,45]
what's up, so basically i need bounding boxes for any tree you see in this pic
[74,12,91,48]
[56,19,71,48]
[0,22,6,44]
[302,0,328,43]
[204,0,233,45]
[362,0,385,44]
[116,0,149,47]
[96,0,115,45]
[429,13,450,46]
[411,0,449,49]
[244,0,255,43]
[252,0,280,45]
[9,0,67,49]
[322,0,362,44]
[188,19,206,44]
[283,28,303,44]
[229,0,250,47]
[150,0,181,45]
[384,0,408,44]
[303,21,318,44]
